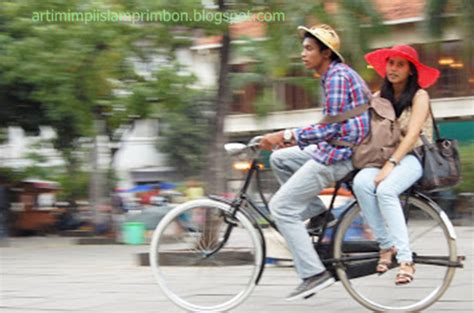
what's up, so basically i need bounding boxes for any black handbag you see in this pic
[413,106,461,191]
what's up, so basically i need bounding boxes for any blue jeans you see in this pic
[352,154,423,262]
[269,146,353,279]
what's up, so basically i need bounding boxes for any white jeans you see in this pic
[352,154,423,262]
[269,146,353,279]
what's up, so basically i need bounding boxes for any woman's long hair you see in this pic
[380,62,420,117]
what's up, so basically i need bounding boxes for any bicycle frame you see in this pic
[209,157,362,282]
[209,154,464,285]
[151,142,466,313]
[209,157,381,278]
[212,157,345,237]
[210,158,277,230]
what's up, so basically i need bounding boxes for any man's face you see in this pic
[301,37,326,72]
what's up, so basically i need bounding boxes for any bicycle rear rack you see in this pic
[413,254,465,268]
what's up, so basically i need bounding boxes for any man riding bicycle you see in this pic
[259,24,370,300]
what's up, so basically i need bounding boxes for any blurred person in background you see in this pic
[185,180,204,201]
[352,45,440,285]
[0,181,11,246]
[259,24,370,300]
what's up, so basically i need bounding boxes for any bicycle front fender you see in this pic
[208,195,267,285]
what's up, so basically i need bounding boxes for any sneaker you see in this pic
[306,212,337,235]
[285,270,335,301]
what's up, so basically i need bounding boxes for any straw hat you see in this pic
[297,24,344,63]
[365,45,440,88]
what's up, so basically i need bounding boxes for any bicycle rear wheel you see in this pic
[333,195,458,312]
[150,199,264,312]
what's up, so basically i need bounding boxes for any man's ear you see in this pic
[322,49,332,60]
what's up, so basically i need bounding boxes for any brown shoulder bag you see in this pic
[324,95,401,169]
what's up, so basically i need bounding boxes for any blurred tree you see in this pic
[0,0,209,192]
[0,0,138,172]
[152,66,211,178]
[423,0,473,57]
[229,0,385,116]
[153,0,386,194]
[0,0,386,198]
[204,0,231,195]
[0,1,145,228]
[56,171,90,202]
[423,0,473,195]
[455,143,474,193]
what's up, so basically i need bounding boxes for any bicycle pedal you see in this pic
[304,293,316,299]
[307,228,322,236]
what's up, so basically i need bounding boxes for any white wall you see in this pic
[0,126,65,169]
[176,47,219,88]
[224,96,474,135]
[112,119,172,189]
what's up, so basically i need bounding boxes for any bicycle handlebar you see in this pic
[247,136,263,150]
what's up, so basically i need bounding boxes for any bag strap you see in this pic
[320,102,369,124]
[419,133,431,146]
[324,87,372,148]
[428,102,441,140]
[329,139,354,147]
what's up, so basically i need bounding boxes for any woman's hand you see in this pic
[374,163,395,187]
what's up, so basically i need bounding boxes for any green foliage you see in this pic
[0,0,212,190]
[55,171,90,201]
[21,165,52,181]
[113,62,212,178]
[0,0,139,157]
[455,142,474,193]
[0,129,8,144]
[0,165,90,202]
[424,0,449,38]
[0,167,28,185]
[423,0,473,57]
[158,106,210,178]
[151,66,212,178]
[228,0,386,115]
[253,89,285,118]
[0,0,389,193]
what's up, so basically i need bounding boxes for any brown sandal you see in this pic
[377,246,397,273]
[395,262,415,285]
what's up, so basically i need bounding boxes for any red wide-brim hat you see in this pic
[365,45,440,88]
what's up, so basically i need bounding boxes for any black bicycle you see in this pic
[150,136,464,312]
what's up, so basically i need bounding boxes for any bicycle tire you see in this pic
[150,199,264,312]
[333,195,458,312]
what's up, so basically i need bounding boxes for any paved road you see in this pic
[1,227,473,313]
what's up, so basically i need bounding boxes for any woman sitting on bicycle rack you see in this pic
[352,45,440,285]
[259,24,370,301]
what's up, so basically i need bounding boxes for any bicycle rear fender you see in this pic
[329,199,358,240]
[411,191,457,240]
[322,198,359,262]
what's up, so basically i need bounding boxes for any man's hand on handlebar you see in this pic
[259,131,296,151]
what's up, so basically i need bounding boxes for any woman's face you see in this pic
[385,56,412,85]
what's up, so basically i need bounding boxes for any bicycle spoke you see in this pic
[150,200,263,312]
[333,197,457,312]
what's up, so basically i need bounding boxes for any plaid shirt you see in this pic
[294,61,370,165]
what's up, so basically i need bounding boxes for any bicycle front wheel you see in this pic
[333,195,458,312]
[150,199,264,312]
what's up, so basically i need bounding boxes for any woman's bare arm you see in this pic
[391,89,430,163]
